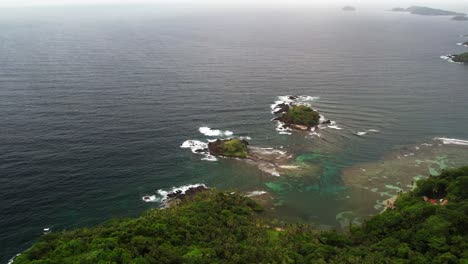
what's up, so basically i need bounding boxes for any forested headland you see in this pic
[14,167,468,263]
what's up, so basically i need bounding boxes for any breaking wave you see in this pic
[157,184,208,202]
[141,195,160,203]
[180,140,217,161]
[435,137,468,146]
[356,129,380,136]
[199,126,233,137]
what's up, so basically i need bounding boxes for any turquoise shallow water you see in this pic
[1,5,468,262]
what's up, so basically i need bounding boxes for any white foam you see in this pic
[258,163,281,176]
[7,254,21,264]
[271,95,319,113]
[181,140,219,161]
[457,42,468,47]
[157,184,208,202]
[298,95,320,101]
[435,137,468,146]
[199,127,233,137]
[328,125,343,130]
[201,155,218,161]
[276,121,292,135]
[245,191,268,197]
[309,131,321,137]
[180,140,208,153]
[239,136,252,140]
[250,147,287,156]
[356,129,380,136]
[141,195,160,203]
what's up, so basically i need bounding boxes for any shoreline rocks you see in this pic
[162,185,210,208]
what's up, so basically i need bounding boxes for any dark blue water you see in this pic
[1,5,468,262]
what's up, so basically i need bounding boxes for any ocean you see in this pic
[1,5,468,262]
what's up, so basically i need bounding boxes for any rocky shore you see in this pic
[162,185,209,208]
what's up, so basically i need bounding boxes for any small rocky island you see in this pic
[452,15,468,21]
[451,52,468,63]
[276,105,320,131]
[342,6,356,11]
[208,138,249,158]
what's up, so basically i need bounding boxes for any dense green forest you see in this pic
[14,167,468,263]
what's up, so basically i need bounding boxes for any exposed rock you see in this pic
[273,103,290,114]
[163,185,209,208]
[321,120,332,125]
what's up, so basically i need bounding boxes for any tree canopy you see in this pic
[280,105,320,127]
[14,166,468,264]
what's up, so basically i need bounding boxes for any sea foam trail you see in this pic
[199,127,233,137]
[245,191,267,197]
[356,129,380,136]
[435,137,468,146]
[157,184,208,201]
[8,254,20,264]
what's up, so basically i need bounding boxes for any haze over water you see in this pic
[1,4,468,262]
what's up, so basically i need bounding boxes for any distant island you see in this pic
[342,6,356,11]
[392,6,465,16]
[391,7,406,12]
[452,15,468,21]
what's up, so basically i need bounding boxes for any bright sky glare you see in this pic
[1,0,467,10]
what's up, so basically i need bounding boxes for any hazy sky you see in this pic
[1,0,467,11]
